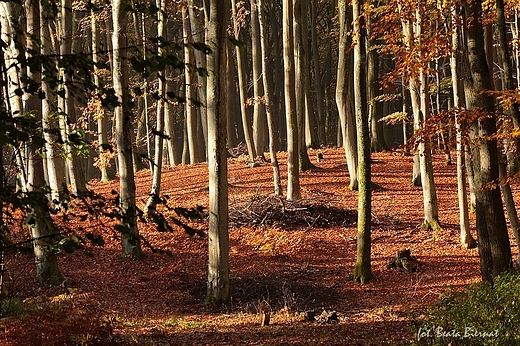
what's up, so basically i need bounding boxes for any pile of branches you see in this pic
[229,194,356,230]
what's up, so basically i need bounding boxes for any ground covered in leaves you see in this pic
[2,147,518,345]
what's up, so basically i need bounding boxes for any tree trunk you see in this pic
[112,0,142,258]
[283,0,301,201]
[25,0,63,284]
[251,1,267,160]
[335,1,358,190]
[450,6,476,249]
[310,0,325,146]
[144,0,167,217]
[416,9,440,231]
[294,0,314,171]
[351,0,373,284]
[206,0,230,306]
[258,0,282,195]
[463,0,512,283]
[41,7,64,208]
[231,0,256,163]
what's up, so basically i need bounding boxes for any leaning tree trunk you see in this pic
[206,0,230,306]
[463,0,512,283]
[335,1,358,190]
[112,0,142,258]
[352,0,373,284]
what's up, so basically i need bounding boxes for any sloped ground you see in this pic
[2,147,517,345]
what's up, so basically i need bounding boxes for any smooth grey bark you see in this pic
[251,1,267,159]
[188,0,208,151]
[40,6,64,207]
[366,12,386,152]
[416,9,440,231]
[310,0,325,146]
[91,8,114,182]
[258,0,282,195]
[112,0,142,258]
[144,0,167,217]
[26,0,63,284]
[450,8,476,249]
[294,0,314,171]
[335,1,358,190]
[183,4,201,164]
[230,0,256,163]
[351,0,373,284]
[283,0,301,201]
[206,0,230,306]
[59,0,86,196]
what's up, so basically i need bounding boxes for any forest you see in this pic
[1,0,520,344]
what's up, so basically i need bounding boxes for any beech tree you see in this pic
[206,0,230,305]
[463,0,512,282]
[351,0,372,283]
[112,0,142,258]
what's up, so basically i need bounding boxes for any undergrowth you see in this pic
[413,272,520,345]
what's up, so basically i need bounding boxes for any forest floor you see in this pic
[1,147,518,345]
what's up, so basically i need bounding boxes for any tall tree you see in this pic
[25,0,64,284]
[450,5,476,249]
[206,0,230,305]
[336,1,358,190]
[144,0,168,217]
[258,0,282,195]
[283,0,301,201]
[351,0,372,284]
[231,0,257,163]
[463,0,512,283]
[112,0,142,258]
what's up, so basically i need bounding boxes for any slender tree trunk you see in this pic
[335,1,358,190]
[251,1,267,160]
[206,0,230,306]
[416,9,440,231]
[183,4,201,164]
[25,0,63,284]
[144,0,167,216]
[294,0,314,171]
[283,0,301,201]
[310,0,325,146]
[231,0,256,163]
[450,7,476,249]
[112,0,142,258]
[352,0,373,284]
[258,0,282,195]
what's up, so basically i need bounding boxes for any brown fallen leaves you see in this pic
[2,147,517,345]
